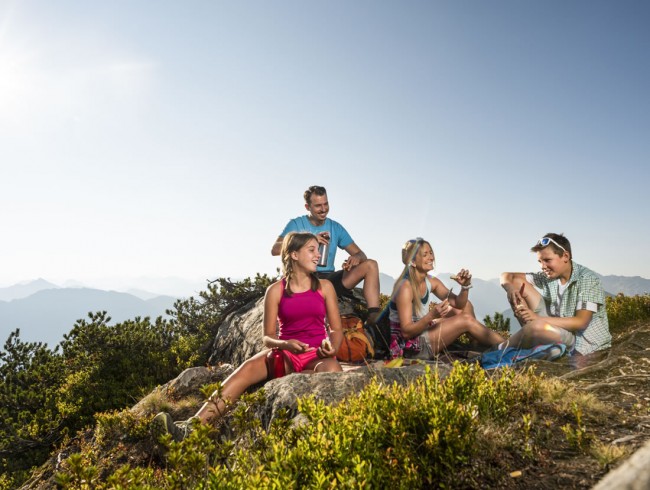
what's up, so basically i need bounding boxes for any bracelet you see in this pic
[461,284,473,290]
[428,318,438,329]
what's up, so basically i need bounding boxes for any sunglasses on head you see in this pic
[537,236,567,253]
[408,237,424,244]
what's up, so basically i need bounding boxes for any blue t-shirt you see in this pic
[280,216,353,273]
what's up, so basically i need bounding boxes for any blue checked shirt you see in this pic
[528,261,611,355]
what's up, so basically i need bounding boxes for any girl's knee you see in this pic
[238,355,267,378]
[451,312,475,325]
[316,359,342,372]
[460,312,474,322]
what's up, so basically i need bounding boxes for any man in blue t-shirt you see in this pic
[271,185,381,325]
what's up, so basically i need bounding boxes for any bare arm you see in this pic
[431,276,469,310]
[500,272,528,308]
[271,236,284,256]
[551,310,593,331]
[320,280,342,357]
[342,242,367,269]
[518,307,593,332]
[262,282,283,347]
[395,280,446,340]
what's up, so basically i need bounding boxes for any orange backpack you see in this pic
[336,314,375,363]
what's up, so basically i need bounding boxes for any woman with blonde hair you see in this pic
[153,232,343,442]
[388,238,504,359]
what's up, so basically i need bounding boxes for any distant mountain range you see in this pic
[597,274,650,296]
[0,282,178,348]
[0,278,61,302]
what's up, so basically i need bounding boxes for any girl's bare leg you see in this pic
[195,350,270,423]
[304,356,342,373]
[427,314,504,353]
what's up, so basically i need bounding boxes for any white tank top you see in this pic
[389,276,436,323]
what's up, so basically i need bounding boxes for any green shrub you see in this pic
[94,410,152,446]
[55,364,556,489]
[483,312,511,339]
[0,275,276,487]
[0,331,66,478]
[606,293,650,334]
[10,286,650,488]
[169,273,276,365]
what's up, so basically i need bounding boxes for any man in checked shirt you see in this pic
[500,233,611,356]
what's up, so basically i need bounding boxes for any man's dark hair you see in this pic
[531,232,572,258]
[304,185,327,204]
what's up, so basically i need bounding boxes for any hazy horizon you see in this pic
[3,266,649,300]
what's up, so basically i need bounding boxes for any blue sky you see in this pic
[1,1,648,294]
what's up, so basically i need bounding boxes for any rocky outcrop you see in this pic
[143,291,446,429]
[248,363,448,429]
[145,362,449,432]
[208,297,265,367]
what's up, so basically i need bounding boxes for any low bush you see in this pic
[55,363,607,489]
[6,289,649,488]
[606,293,650,334]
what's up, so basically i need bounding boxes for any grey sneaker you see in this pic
[151,412,195,443]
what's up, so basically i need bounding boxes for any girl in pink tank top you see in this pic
[152,232,343,441]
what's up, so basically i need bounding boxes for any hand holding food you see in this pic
[319,337,334,358]
[511,283,527,311]
[450,269,472,287]
[321,338,332,351]
[515,304,536,323]
[429,299,450,319]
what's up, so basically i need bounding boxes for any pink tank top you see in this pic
[277,279,327,348]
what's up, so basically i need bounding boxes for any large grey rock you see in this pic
[138,289,381,423]
[252,363,451,429]
[139,362,450,431]
[209,297,265,366]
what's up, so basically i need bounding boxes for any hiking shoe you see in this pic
[151,412,195,443]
